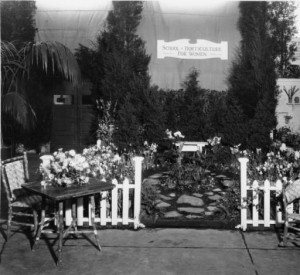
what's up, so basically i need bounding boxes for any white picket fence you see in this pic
[64,156,144,229]
[239,158,300,231]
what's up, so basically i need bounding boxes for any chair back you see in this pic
[1,152,29,200]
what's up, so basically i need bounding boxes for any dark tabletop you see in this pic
[22,180,115,201]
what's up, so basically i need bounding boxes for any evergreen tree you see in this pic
[76,2,165,149]
[1,1,36,48]
[221,94,247,146]
[227,1,278,150]
[95,1,151,104]
[268,1,298,78]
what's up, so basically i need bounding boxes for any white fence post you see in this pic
[133,156,144,229]
[100,191,108,226]
[111,179,118,225]
[122,178,130,225]
[264,180,271,227]
[65,200,72,226]
[276,180,283,225]
[77,197,84,226]
[239,157,249,231]
[252,180,259,227]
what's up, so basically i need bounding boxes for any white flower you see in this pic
[165,129,174,139]
[97,139,102,149]
[295,151,300,159]
[174,131,185,138]
[113,153,121,163]
[69,150,76,157]
[280,143,287,151]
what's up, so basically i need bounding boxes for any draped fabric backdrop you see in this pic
[35,1,241,91]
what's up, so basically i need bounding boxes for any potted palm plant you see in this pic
[1,40,81,157]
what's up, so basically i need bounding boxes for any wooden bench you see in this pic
[176,141,208,153]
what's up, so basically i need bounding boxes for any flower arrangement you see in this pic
[40,140,135,187]
[82,140,134,182]
[40,149,91,187]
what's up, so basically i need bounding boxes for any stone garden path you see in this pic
[143,172,235,220]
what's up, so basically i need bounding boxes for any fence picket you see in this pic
[133,157,143,229]
[100,191,107,226]
[239,158,249,231]
[111,179,118,225]
[65,199,72,226]
[276,180,283,225]
[122,178,130,225]
[264,180,270,227]
[252,180,259,227]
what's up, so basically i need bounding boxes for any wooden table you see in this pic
[22,180,115,265]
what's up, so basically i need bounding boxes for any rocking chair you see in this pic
[1,152,41,240]
[279,179,300,247]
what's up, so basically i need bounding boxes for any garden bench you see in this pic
[176,141,208,153]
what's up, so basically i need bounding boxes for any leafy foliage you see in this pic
[1,1,36,48]
[268,1,299,78]
[227,1,278,151]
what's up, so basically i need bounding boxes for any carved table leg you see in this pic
[57,202,64,265]
[33,197,46,250]
[91,195,101,251]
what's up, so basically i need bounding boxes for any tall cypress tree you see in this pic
[96,1,151,104]
[227,1,277,150]
[76,1,165,149]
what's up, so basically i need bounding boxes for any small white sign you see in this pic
[157,39,228,60]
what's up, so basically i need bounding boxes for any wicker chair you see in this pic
[279,179,300,247]
[1,152,41,240]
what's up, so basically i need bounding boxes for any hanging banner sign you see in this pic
[157,39,228,60]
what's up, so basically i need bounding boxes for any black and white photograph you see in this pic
[1,0,300,274]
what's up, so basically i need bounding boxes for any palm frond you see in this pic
[2,92,36,130]
[23,41,81,85]
[1,41,19,62]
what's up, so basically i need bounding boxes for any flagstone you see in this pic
[207,206,218,211]
[222,180,235,188]
[205,192,214,196]
[192,193,203,198]
[169,193,176,198]
[208,194,222,201]
[215,175,227,178]
[204,211,214,216]
[159,194,173,201]
[149,173,164,179]
[212,188,222,192]
[143,178,160,185]
[164,211,183,218]
[178,207,205,214]
[156,201,171,208]
[177,195,204,206]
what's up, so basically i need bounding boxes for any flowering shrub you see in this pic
[96,99,116,145]
[82,140,134,183]
[40,149,90,187]
[40,140,135,187]
[143,141,158,170]
[247,145,300,184]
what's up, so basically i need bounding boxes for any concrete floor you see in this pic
[0,227,299,275]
